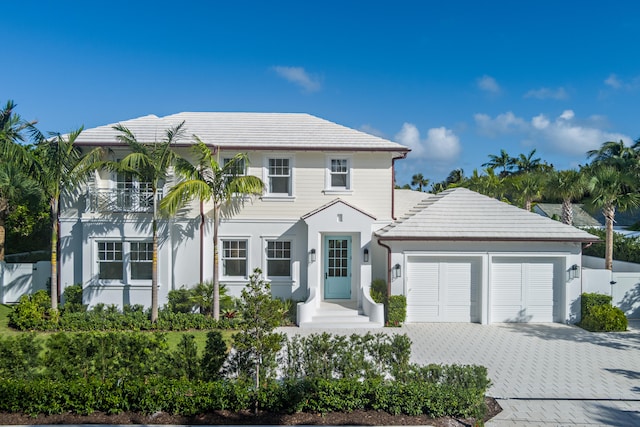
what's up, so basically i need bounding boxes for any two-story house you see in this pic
[60,112,597,327]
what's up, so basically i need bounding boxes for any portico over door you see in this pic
[324,235,351,299]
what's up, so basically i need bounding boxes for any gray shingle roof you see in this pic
[533,203,602,227]
[73,112,409,152]
[378,187,598,242]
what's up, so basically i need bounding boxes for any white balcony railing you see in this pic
[86,189,161,213]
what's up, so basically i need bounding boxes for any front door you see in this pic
[324,235,351,299]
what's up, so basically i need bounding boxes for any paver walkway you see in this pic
[281,320,640,426]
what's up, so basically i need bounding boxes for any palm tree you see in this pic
[587,140,636,170]
[0,100,38,164]
[509,172,545,211]
[0,163,42,261]
[107,122,186,323]
[482,149,515,177]
[161,138,264,320]
[462,168,506,200]
[33,128,103,311]
[545,170,587,225]
[514,149,541,174]
[585,165,640,270]
[410,173,429,192]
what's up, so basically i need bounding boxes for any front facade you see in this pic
[59,112,597,326]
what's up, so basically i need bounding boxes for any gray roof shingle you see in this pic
[378,187,598,242]
[73,112,409,152]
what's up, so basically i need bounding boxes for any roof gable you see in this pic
[302,198,376,221]
[378,187,598,242]
[73,112,409,152]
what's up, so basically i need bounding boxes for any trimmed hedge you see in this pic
[579,292,627,332]
[0,373,489,419]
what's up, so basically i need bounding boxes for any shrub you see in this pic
[581,292,612,320]
[581,304,628,332]
[166,287,194,313]
[201,331,228,381]
[0,334,43,380]
[370,279,387,304]
[387,295,406,327]
[61,284,86,313]
[8,290,53,330]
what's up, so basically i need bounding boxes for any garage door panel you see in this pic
[491,259,555,323]
[407,257,479,323]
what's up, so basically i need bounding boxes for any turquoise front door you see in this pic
[324,236,351,299]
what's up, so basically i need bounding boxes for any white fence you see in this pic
[582,256,640,318]
[0,261,51,304]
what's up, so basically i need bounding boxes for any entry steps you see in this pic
[298,301,383,329]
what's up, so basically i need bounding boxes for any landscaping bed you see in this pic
[0,397,501,426]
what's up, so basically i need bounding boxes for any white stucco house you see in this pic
[59,112,597,327]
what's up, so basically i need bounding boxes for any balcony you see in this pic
[86,188,162,213]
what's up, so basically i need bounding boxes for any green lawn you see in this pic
[0,304,234,353]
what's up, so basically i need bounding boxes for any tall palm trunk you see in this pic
[213,205,220,321]
[50,197,59,310]
[603,204,615,270]
[562,198,573,225]
[151,187,159,323]
[0,216,5,262]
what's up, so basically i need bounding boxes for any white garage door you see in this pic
[491,258,555,323]
[406,257,480,322]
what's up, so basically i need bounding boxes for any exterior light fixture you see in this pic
[393,263,402,279]
[568,264,580,280]
[309,249,316,263]
[363,248,369,263]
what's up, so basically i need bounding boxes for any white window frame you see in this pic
[263,155,295,200]
[265,240,292,279]
[95,240,153,284]
[324,155,353,194]
[221,239,249,279]
[222,156,247,177]
[129,241,153,281]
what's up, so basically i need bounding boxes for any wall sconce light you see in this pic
[363,248,369,263]
[309,249,316,263]
[393,263,402,279]
[568,264,580,280]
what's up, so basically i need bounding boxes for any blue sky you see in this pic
[3,0,639,186]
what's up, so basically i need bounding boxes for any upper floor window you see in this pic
[325,157,352,192]
[222,240,247,277]
[268,158,291,195]
[266,240,291,278]
[330,159,349,188]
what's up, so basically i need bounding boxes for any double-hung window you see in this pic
[330,159,349,188]
[130,242,153,280]
[223,157,246,179]
[222,240,247,277]
[97,241,152,282]
[116,170,153,211]
[98,242,123,280]
[267,158,291,195]
[325,157,352,192]
[266,240,291,278]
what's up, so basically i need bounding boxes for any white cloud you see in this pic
[474,111,527,137]
[604,73,640,91]
[524,87,568,100]
[395,123,460,162]
[477,75,500,93]
[359,124,386,138]
[475,110,632,157]
[604,73,622,89]
[272,66,321,92]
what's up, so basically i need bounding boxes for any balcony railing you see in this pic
[86,189,162,213]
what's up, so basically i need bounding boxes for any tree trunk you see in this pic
[562,198,573,225]
[525,199,532,212]
[213,205,220,321]
[0,216,5,262]
[50,197,59,311]
[151,189,159,323]
[604,204,615,271]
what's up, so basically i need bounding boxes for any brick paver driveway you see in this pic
[283,321,640,425]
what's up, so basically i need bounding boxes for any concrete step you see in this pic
[298,302,383,328]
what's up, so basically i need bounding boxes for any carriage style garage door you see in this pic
[490,258,556,323]
[406,256,481,322]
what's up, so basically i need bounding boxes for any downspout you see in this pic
[391,152,409,220]
[377,237,393,298]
